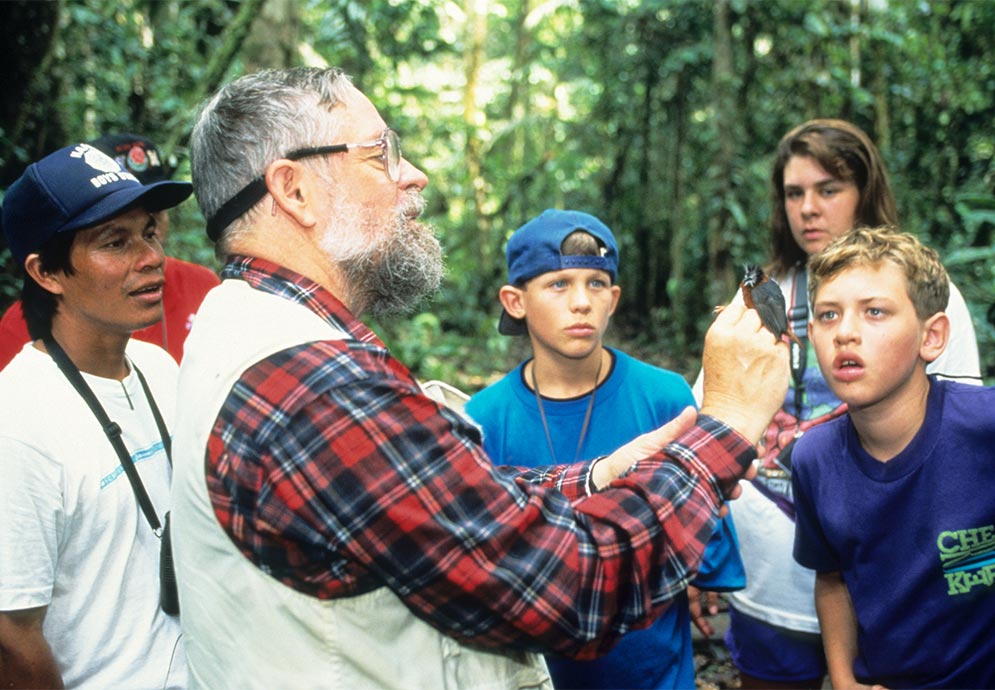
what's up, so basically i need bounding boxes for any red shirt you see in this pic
[0,256,219,369]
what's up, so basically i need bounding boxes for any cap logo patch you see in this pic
[70,143,139,188]
[125,144,158,174]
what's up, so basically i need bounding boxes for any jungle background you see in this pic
[2,0,995,392]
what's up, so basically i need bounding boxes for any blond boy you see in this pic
[791,226,995,689]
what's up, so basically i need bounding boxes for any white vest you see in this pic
[172,279,551,690]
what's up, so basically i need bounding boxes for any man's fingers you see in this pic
[700,297,790,444]
[592,407,699,489]
[705,591,720,616]
[635,406,697,453]
[688,586,718,637]
[711,299,747,327]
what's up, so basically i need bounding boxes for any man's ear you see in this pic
[23,254,64,296]
[499,284,526,320]
[265,159,320,229]
[920,312,950,364]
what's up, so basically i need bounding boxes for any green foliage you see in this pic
[2,0,994,383]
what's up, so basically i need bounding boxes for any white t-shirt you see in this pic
[0,340,186,690]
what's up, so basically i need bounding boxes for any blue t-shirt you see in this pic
[467,348,745,690]
[792,378,995,689]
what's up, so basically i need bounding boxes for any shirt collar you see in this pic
[221,255,383,347]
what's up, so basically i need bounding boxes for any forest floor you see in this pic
[691,600,741,690]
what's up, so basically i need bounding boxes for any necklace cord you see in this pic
[531,353,603,465]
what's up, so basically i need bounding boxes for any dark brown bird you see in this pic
[740,264,801,344]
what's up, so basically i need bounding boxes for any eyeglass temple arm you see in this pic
[285,144,351,160]
[207,136,391,240]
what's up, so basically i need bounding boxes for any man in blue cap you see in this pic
[0,142,190,689]
[466,209,746,690]
[0,133,220,368]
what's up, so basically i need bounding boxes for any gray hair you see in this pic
[190,67,355,249]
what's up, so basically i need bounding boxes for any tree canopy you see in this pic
[2,0,994,387]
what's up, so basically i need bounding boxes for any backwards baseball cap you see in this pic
[89,133,170,185]
[0,142,192,266]
[499,209,619,336]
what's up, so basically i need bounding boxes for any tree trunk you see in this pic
[635,15,661,318]
[464,0,490,271]
[0,0,64,186]
[160,0,268,158]
[706,0,738,306]
[668,73,691,349]
[242,0,300,73]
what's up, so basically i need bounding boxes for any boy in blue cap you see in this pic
[0,142,190,689]
[466,209,746,690]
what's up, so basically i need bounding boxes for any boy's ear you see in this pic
[24,254,64,296]
[499,285,526,320]
[920,312,950,364]
[609,284,621,315]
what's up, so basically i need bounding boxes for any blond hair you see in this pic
[807,226,949,320]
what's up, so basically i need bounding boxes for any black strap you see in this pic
[530,354,602,466]
[788,269,809,421]
[44,337,170,535]
[135,367,171,459]
[205,176,268,241]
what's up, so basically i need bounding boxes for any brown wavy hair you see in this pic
[769,119,898,277]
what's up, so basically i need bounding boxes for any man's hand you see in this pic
[591,406,697,490]
[699,301,790,444]
[590,406,756,515]
[687,585,721,637]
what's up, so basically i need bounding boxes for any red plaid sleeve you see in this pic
[206,259,757,658]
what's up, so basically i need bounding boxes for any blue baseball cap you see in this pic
[499,209,619,335]
[1,142,192,266]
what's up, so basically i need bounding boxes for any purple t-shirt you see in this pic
[793,378,995,688]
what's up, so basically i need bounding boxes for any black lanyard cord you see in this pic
[44,337,171,536]
[788,268,809,422]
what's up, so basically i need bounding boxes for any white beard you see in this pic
[319,191,444,317]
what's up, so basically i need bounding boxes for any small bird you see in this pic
[740,264,801,344]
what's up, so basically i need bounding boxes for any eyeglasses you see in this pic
[205,128,402,241]
[286,129,401,183]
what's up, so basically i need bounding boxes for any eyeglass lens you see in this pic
[385,130,401,182]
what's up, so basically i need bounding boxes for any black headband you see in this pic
[204,177,268,242]
[203,144,354,242]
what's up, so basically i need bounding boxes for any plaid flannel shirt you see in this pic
[206,256,755,658]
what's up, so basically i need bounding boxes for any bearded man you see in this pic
[171,67,789,690]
